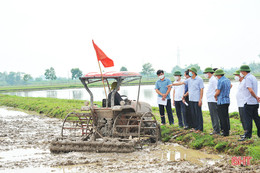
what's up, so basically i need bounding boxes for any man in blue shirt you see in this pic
[170,67,204,132]
[238,65,260,141]
[214,69,231,136]
[155,70,174,125]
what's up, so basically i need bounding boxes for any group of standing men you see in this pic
[155,65,260,141]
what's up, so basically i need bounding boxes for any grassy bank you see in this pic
[0,94,259,165]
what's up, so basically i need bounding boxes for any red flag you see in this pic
[92,40,114,68]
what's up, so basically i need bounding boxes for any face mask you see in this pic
[240,72,244,77]
[188,72,193,77]
[204,74,209,79]
[215,76,219,80]
[234,76,239,81]
[158,74,164,79]
[174,76,180,80]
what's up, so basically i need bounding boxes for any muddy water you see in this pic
[0,107,257,173]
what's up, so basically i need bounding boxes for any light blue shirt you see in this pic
[155,77,172,100]
[217,76,231,105]
[184,76,204,102]
[244,73,258,105]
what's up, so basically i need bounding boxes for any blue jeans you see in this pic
[244,104,260,138]
[175,100,186,127]
[159,99,174,125]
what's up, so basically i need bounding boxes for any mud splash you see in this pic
[0,107,258,173]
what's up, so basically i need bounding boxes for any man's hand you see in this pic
[198,100,202,107]
[162,94,167,100]
[173,100,175,106]
[257,96,260,103]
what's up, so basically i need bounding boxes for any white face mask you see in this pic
[204,74,209,79]
[174,76,180,80]
[234,76,239,81]
[215,76,219,80]
[158,74,164,79]
[240,72,244,77]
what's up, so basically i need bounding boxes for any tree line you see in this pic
[1,62,260,86]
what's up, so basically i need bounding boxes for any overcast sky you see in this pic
[0,0,260,78]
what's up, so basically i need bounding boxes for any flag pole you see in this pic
[97,60,108,103]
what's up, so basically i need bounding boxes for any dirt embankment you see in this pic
[0,107,259,173]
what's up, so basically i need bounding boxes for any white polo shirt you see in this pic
[173,79,185,101]
[236,79,246,107]
[206,76,218,103]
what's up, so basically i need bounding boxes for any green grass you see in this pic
[0,94,102,119]
[0,94,259,164]
[156,109,259,164]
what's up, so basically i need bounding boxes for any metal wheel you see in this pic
[61,112,94,138]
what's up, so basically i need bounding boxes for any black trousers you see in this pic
[175,100,186,127]
[244,104,260,138]
[217,104,230,136]
[159,99,174,125]
[190,101,203,131]
[183,96,193,128]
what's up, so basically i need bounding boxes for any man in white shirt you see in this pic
[203,67,220,135]
[238,65,260,141]
[233,70,248,137]
[172,71,187,128]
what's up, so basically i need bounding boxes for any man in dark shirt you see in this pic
[108,82,123,107]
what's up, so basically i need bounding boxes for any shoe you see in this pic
[210,131,219,135]
[184,126,189,130]
[220,133,229,136]
[161,123,166,126]
[240,134,245,138]
[238,136,251,141]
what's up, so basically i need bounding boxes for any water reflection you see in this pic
[3,82,260,112]
[72,90,83,100]
[160,144,220,165]
[167,151,186,161]
[46,91,57,98]
[24,91,29,97]
[143,89,153,99]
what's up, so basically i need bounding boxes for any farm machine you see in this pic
[50,71,160,153]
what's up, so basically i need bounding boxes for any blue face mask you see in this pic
[189,72,193,77]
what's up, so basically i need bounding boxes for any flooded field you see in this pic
[0,107,257,173]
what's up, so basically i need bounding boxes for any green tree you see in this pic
[141,63,155,76]
[171,65,185,75]
[5,72,22,85]
[120,66,128,71]
[71,68,83,80]
[23,74,32,82]
[186,64,202,74]
[5,72,16,85]
[44,67,57,81]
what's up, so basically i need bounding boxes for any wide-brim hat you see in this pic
[233,70,240,75]
[189,67,197,74]
[239,65,251,72]
[174,71,182,76]
[203,67,214,73]
[215,69,225,75]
